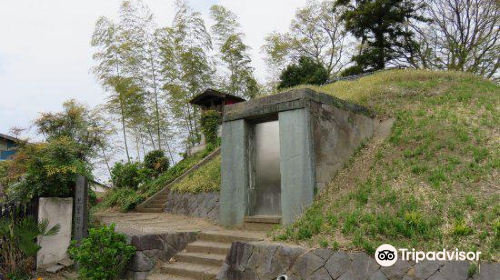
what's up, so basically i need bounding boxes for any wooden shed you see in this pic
[189,89,246,113]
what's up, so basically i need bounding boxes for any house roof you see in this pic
[189,88,246,105]
[0,133,19,143]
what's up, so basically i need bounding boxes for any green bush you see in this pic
[6,137,91,201]
[339,65,365,76]
[69,224,135,280]
[110,161,143,190]
[0,216,60,279]
[98,151,209,212]
[278,56,329,89]
[200,110,221,146]
[144,150,169,178]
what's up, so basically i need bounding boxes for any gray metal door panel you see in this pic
[251,121,281,216]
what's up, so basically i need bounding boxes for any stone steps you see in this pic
[146,201,166,208]
[198,230,263,243]
[146,273,197,280]
[243,215,281,231]
[185,240,231,255]
[176,252,226,266]
[136,207,163,213]
[153,230,263,280]
[136,148,221,213]
[160,262,219,280]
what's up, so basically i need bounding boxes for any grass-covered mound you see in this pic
[273,70,499,261]
[171,155,221,193]
[96,150,211,212]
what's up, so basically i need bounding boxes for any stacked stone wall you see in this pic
[217,242,499,280]
[164,191,219,221]
[124,232,198,280]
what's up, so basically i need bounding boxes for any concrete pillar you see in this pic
[279,108,316,225]
[220,119,249,227]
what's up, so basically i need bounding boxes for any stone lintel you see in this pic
[223,88,375,122]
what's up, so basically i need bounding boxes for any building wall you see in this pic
[310,100,376,190]
[0,138,18,160]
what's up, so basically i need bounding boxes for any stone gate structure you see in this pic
[220,89,378,227]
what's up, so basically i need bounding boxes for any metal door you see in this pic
[249,120,281,216]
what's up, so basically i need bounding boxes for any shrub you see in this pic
[339,64,364,76]
[144,150,169,178]
[100,187,141,212]
[6,137,91,201]
[200,110,221,146]
[69,224,135,280]
[0,216,60,279]
[278,56,329,89]
[110,161,143,190]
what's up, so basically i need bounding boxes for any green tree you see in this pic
[91,16,134,162]
[6,137,92,201]
[35,99,114,163]
[263,0,348,84]
[278,56,329,89]
[210,5,258,98]
[143,149,169,178]
[118,1,175,161]
[160,0,214,151]
[336,0,425,73]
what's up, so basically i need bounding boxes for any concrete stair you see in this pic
[147,230,264,280]
[243,215,282,231]
[136,191,168,213]
[136,148,221,213]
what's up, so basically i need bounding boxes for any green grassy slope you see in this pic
[273,70,499,261]
[171,155,221,193]
[96,150,211,212]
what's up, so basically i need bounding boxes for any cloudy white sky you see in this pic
[0,0,307,135]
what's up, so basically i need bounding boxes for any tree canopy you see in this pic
[278,56,330,89]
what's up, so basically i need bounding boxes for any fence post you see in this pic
[73,175,89,245]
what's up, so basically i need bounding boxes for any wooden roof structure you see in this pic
[0,133,19,143]
[189,89,246,107]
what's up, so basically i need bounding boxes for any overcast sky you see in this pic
[0,0,307,135]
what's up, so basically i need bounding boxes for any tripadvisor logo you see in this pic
[375,244,481,267]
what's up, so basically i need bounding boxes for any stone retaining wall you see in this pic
[164,191,219,221]
[124,231,198,280]
[217,242,499,280]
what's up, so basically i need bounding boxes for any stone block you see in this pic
[349,252,380,280]
[380,259,411,280]
[128,251,154,272]
[290,251,326,279]
[274,245,305,272]
[439,261,468,280]
[473,263,500,280]
[312,248,334,260]
[338,269,358,280]
[414,261,443,280]
[138,234,163,250]
[310,267,333,280]
[427,271,447,280]
[225,242,254,272]
[37,197,73,269]
[325,251,351,279]
[370,270,389,280]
